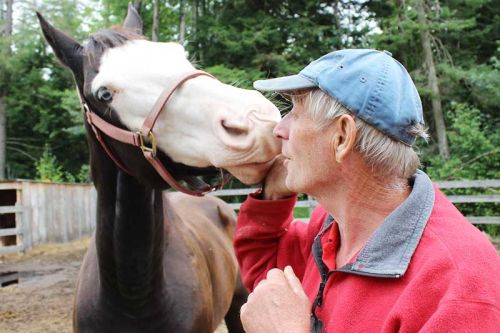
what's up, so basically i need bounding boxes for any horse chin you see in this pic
[225,160,275,185]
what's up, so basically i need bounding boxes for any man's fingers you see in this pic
[240,303,250,330]
[284,265,305,296]
[240,302,247,315]
[266,267,286,282]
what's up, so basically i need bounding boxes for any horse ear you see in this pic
[123,3,143,35]
[36,12,83,76]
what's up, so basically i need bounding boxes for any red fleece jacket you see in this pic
[234,187,500,332]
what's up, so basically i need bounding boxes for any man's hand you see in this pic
[262,155,296,200]
[240,266,311,333]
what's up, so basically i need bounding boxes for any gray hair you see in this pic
[288,89,428,179]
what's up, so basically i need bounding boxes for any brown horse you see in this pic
[37,5,281,333]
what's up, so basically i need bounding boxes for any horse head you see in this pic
[37,5,281,189]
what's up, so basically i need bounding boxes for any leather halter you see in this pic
[81,70,231,196]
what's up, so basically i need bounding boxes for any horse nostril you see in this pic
[221,119,249,137]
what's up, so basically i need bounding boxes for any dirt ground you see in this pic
[0,238,229,333]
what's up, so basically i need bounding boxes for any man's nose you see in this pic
[273,116,289,140]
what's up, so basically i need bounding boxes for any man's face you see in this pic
[273,100,338,195]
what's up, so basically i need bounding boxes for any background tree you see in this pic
[187,1,371,87]
[366,0,498,168]
[152,0,159,41]
[0,0,13,179]
[178,0,185,44]
[3,0,97,179]
[0,0,497,233]
[415,0,449,159]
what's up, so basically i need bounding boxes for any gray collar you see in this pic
[339,170,435,278]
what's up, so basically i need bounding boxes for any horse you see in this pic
[37,5,281,332]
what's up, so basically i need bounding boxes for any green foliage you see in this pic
[35,146,89,183]
[204,65,262,89]
[100,0,179,40]
[35,146,65,182]
[2,0,91,180]
[421,103,499,235]
[368,0,499,144]
[1,0,498,233]
[438,60,500,112]
[423,102,499,179]
[188,1,368,78]
[76,164,91,183]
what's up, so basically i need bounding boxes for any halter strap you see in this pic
[80,70,231,196]
[142,71,213,135]
[81,97,134,175]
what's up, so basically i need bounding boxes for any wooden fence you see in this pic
[0,181,96,255]
[0,179,498,255]
[210,179,500,225]
[433,179,500,224]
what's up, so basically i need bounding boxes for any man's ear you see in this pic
[330,114,357,163]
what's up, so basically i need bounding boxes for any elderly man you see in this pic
[235,49,500,333]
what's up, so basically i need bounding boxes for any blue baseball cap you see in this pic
[254,49,424,146]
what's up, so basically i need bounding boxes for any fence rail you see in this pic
[211,179,500,224]
[0,225,24,255]
[0,228,20,237]
[0,181,97,255]
[0,179,26,254]
[0,179,498,255]
[433,179,500,189]
[0,206,25,255]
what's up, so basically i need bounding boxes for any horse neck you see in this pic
[90,140,166,306]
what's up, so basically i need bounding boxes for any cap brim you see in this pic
[253,74,317,92]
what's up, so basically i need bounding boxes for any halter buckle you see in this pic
[137,130,157,156]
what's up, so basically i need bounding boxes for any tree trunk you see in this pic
[192,0,198,35]
[103,1,110,27]
[332,1,340,31]
[415,0,450,159]
[200,0,205,17]
[0,0,13,179]
[0,98,5,179]
[5,0,12,36]
[196,0,205,62]
[191,0,203,62]
[397,0,407,64]
[178,0,186,44]
[133,0,142,14]
[152,0,160,41]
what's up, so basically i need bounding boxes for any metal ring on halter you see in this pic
[137,130,157,156]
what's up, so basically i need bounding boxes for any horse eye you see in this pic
[96,87,113,102]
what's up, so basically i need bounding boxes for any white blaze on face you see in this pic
[91,40,281,184]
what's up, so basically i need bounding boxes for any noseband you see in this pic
[80,70,231,196]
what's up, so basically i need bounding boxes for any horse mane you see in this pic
[84,27,145,63]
